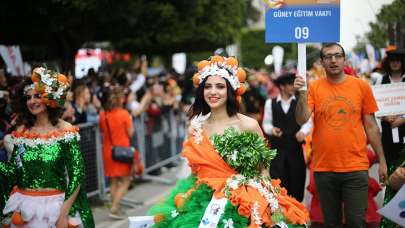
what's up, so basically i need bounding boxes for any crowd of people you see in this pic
[0,42,404,227]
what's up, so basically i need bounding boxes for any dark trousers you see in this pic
[270,145,306,201]
[314,171,368,228]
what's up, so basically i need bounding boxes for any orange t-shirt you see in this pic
[308,76,378,172]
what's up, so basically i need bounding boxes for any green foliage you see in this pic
[240,29,296,69]
[240,29,320,70]
[306,45,321,69]
[113,0,246,54]
[0,0,248,66]
[188,51,215,64]
[365,0,405,48]
[211,128,276,179]
[148,175,249,228]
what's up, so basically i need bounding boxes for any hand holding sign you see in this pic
[294,75,307,91]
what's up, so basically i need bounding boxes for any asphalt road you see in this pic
[92,167,179,228]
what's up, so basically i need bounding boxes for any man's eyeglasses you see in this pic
[322,53,345,61]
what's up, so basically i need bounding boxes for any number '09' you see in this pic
[294,27,309,39]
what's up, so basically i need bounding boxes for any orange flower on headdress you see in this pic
[57,74,69,85]
[193,55,247,96]
[26,67,70,108]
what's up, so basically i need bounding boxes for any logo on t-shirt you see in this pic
[320,96,356,129]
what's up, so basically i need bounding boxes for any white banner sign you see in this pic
[128,216,154,228]
[378,185,405,227]
[172,52,186,75]
[198,197,228,228]
[0,45,24,76]
[272,45,284,76]
[372,82,405,117]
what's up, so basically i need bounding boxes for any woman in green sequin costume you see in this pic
[0,68,94,228]
[148,56,309,228]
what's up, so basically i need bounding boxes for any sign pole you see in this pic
[297,43,307,91]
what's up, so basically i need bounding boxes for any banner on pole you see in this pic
[372,82,405,117]
[0,45,25,76]
[377,185,405,227]
[265,0,340,43]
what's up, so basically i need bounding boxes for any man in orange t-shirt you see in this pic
[294,43,387,227]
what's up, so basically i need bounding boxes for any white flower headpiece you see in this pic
[24,67,70,108]
[199,62,240,90]
[192,56,247,99]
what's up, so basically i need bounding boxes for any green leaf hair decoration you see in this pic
[210,128,277,179]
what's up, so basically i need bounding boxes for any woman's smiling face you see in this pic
[26,89,46,115]
[203,75,228,110]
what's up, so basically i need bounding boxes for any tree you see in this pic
[366,0,405,49]
[0,0,249,70]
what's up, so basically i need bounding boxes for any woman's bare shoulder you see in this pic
[57,119,73,129]
[236,113,263,136]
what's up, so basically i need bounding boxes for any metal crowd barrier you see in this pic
[77,110,187,202]
[134,110,187,184]
[77,122,104,198]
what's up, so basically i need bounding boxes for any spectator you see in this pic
[129,56,148,95]
[294,43,387,227]
[99,86,135,219]
[262,73,312,202]
[72,84,91,124]
[378,49,405,167]
[378,48,405,228]
[0,90,10,162]
[369,64,384,85]
[242,72,267,122]
[0,70,8,90]
[62,91,76,123]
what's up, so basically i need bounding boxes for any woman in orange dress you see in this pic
[99,86,134,219]
[148,56,309,227]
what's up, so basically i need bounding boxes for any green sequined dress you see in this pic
[0,127,94,228]
[380,147,405,228]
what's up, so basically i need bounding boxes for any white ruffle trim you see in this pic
[11,131,80,148]
[2,192,83,228]
[189,112,210,144]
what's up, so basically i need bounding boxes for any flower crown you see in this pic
[192,56,247,102]
[24,67,70,108]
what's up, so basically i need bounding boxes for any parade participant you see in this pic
[0,67,94,228]
[148,56,309,227]
[294,43,387,227]
[72,84,91,125]
[379,49,405,167]
[377,49,405,228]
[262,73,312,202]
